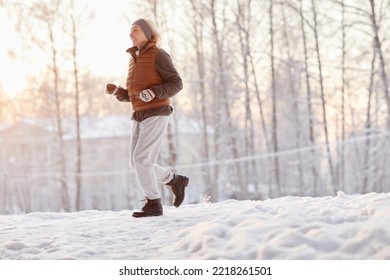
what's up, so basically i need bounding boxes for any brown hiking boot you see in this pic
[132,198,163,218]
[167,174,189,208]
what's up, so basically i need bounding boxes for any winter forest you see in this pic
[0,0,390,214]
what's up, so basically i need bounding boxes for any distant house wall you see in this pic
[0,117,139,213]
[0,116,206,213]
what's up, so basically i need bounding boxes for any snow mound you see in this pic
[1,192,389,260]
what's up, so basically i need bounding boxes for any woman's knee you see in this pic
[133,152,152,168]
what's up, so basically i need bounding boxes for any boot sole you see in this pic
[132,212,163,218]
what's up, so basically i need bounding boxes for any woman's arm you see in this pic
[150,50,183,99]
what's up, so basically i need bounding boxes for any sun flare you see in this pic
[0,62,27,97]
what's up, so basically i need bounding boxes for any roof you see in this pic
[0,114,212,140]
[0,115,131,140]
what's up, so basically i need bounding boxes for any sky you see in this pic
[0,0,137,96]
[1,191,389,279]
[0,5,28,95]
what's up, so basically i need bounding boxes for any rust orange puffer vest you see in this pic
[126,42,170,112]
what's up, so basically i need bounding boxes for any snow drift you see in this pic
[1,191,389,260]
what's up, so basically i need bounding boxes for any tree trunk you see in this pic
[235,0,259,197]
[363,47,376,193]
[269,0,281,197]
[298,0,319,196]
[339,0,347,191]
[368,0,390,130]
[311,0,335,194]
[48,17,69,212]
[70,5,82,211]
[190,1,214,196]
[210,0,243,199]
[281,3,304,195]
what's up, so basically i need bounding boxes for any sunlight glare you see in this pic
[0,60,28,97]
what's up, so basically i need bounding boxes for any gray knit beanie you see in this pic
[132,19,152,41]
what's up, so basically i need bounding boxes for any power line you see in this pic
[2,131,388,179]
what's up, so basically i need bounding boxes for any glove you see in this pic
[139,89,155,102]
[116,87,130,102]
[105,83,119,95]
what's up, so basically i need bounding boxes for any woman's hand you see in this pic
[105,83,118,94]
[139,89,155,102]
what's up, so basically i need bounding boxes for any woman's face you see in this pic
[130,24,148,47]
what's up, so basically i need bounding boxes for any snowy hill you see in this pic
[1,191,389,260]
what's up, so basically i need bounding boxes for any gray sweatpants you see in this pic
[130,116,174,199]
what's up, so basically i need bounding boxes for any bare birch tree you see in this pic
[297,0,319,195]
[28,0,69,211]
[68,0,89,211]
[210,0,245,199]
[269,0,281,197]
[279,2,305,195]
[234,0,260,196]
[311,0,335,194]
[189,1,214,196]
[368,0,390,130]
[339,0,347,190]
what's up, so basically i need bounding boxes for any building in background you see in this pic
[0,115,209,213]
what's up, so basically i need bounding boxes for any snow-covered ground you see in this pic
[1,191,390,260]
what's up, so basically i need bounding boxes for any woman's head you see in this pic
[130,18,161,47]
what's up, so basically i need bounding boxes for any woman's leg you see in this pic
[129,120,140,172]
[131,116,172,199]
